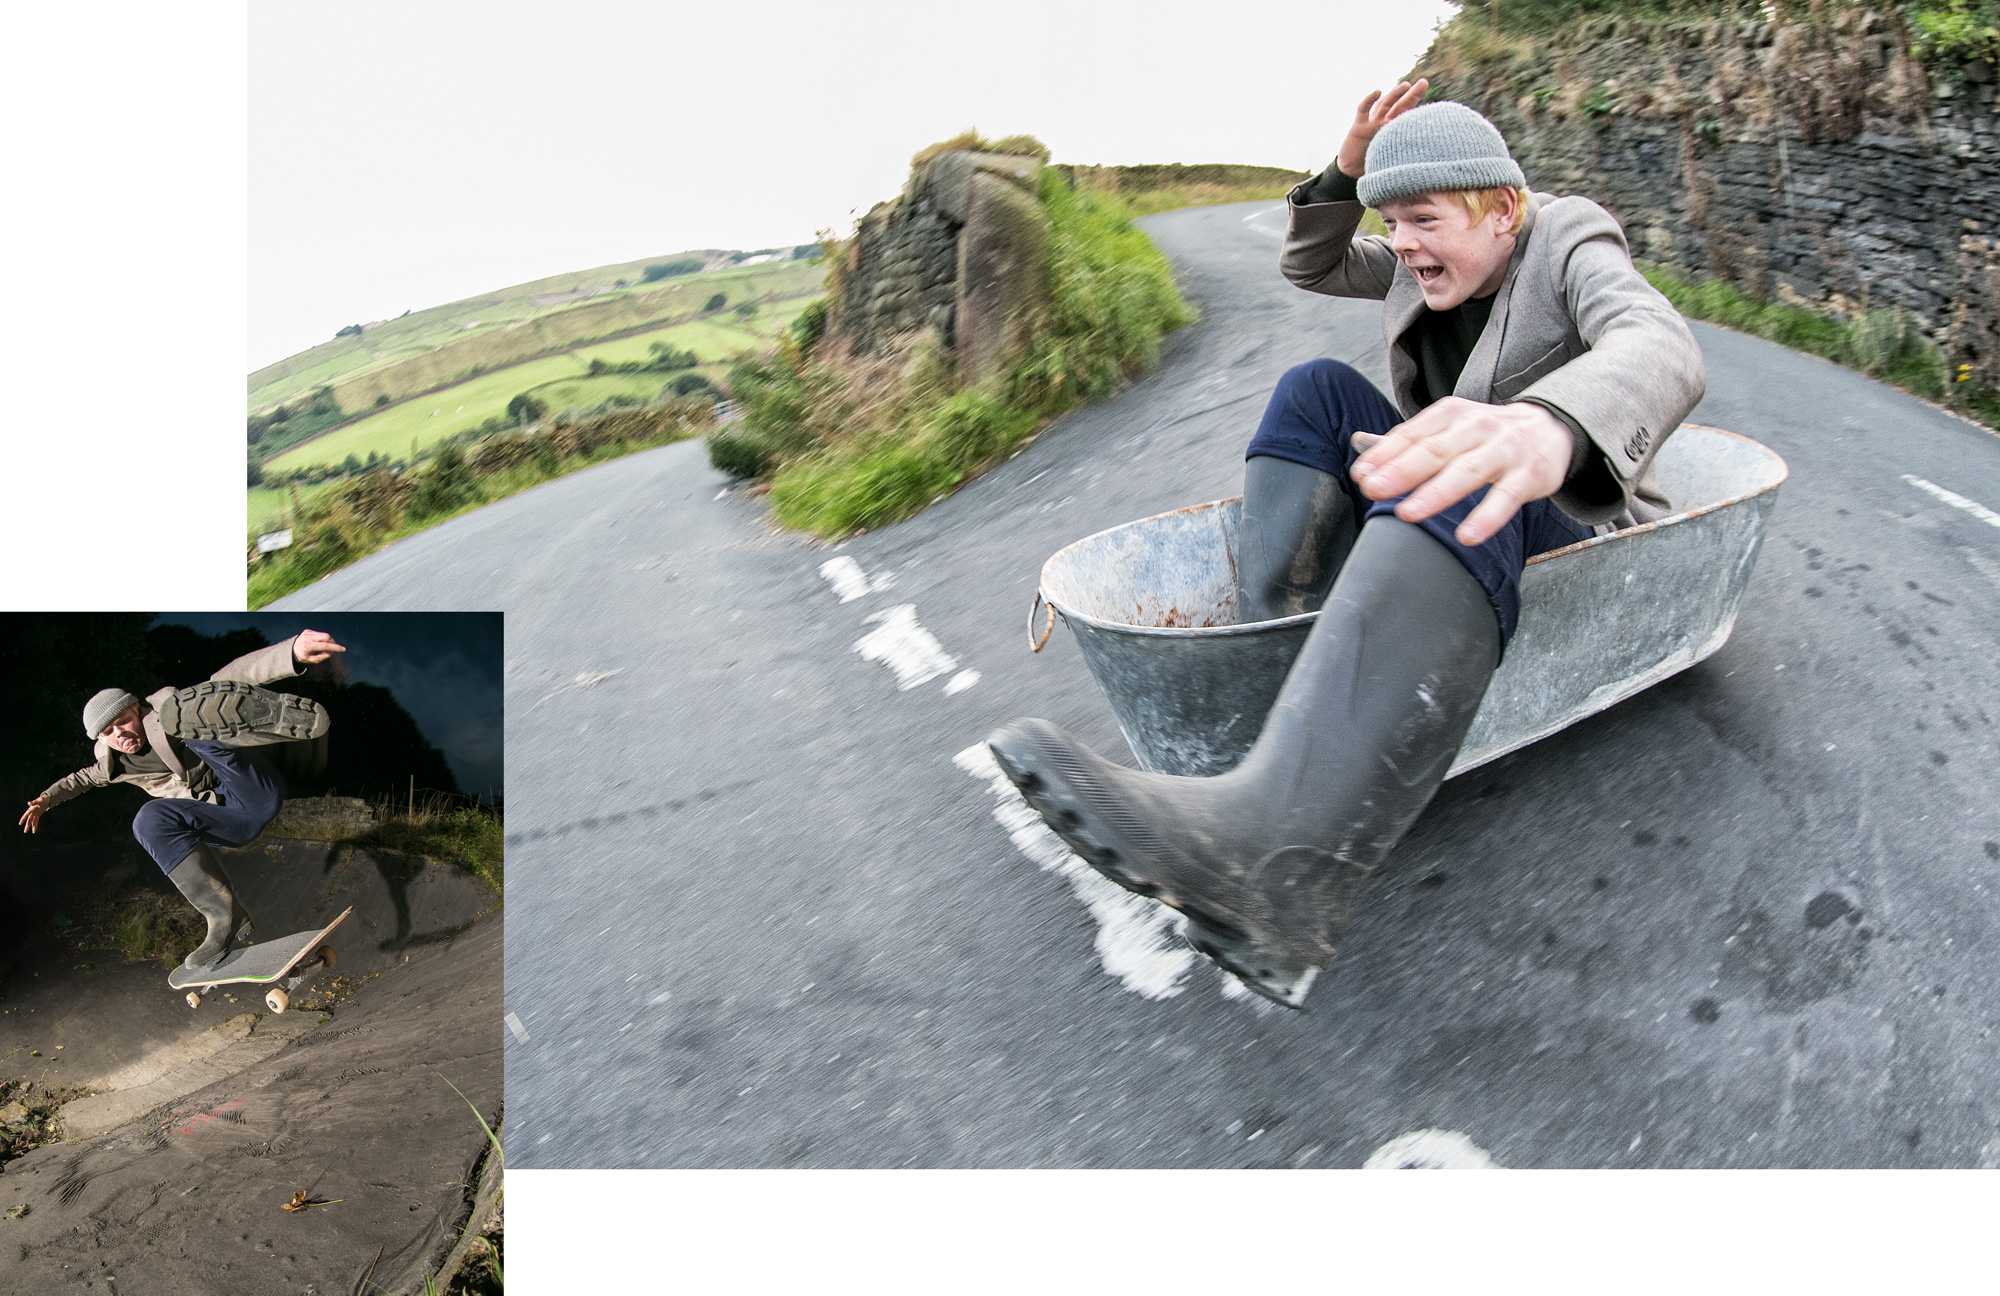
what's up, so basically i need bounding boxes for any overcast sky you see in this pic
[250,0,1455,370]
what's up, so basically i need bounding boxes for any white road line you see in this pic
[530,668,623,709]
[1363,1129,1498,1169]
[504,1012,530,1043]
[1903,474,2000,528]
[855,606,957,689]
[944,668,980,695]
[1961,546,2000,590]
[819,556,871,602]
[1218,972,1279,1015]
[819,555,897,602]
[955,743,1195,999]
[1239,204,1285,240]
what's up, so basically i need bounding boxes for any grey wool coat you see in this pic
[1280,186,1707,529]
[38,640,306,808]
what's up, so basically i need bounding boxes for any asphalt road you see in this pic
[277,200,2000,1168]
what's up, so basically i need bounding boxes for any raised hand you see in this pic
[1337,77,1430,179]
[293,629,347,664]
[1350,398,1574,547]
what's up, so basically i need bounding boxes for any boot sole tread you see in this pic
[990,728,1317,1007]
[161,681,327,742]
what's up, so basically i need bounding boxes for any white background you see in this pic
[9,3,1996,1288]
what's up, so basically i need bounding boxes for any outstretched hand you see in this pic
[293,629,347,664]
[1338,77,1429,179]
[20,797,48,834]
[1350,398,1574,547]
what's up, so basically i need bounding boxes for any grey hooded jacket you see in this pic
[38,640,306,808]
[1280,185,1707,529]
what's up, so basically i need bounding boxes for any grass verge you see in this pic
[1640,263,2000,431]
[248,399,710,607]
[268,792,504,898]
[427,1073,503,1296]
[713,164,1197,536]
[349,795,505,899]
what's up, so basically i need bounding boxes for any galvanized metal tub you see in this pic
[1031,424,1788,778]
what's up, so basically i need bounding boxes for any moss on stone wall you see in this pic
[1419,4,2000,396]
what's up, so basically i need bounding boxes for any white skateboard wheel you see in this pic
[186,992,201,1009]
[266,987,290,1014]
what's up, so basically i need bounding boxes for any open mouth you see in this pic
[1411,263,1446,288]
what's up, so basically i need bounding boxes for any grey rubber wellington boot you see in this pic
[987,518,1499,1009]
[156,680,329,746]
[166,845,249,970]
[1235,455,1359,624]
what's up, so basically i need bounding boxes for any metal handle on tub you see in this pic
[1027,591,1057,653]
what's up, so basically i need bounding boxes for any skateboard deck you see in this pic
[169,906,351,990]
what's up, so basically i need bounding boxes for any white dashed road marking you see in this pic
[531,668,623,709]
[855,606,959,689]
[955,743,1195,999]
[821,556,973,694]
[1903,473,2000,528]
[504,1012,529,1043]
[818,556,869,602]
[819,555,897,602]
[1363,1129,1498,1169]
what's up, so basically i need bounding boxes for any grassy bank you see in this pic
[711,157,1197,536]
[249,480,334,533]
[249,398,710,607]
[345,797,505,899]
[1640,263,2000,431]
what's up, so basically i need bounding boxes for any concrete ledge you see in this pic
[62,1013,322,1140]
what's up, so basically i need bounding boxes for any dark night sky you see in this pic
[155,613,503,800]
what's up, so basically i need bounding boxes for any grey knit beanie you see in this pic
[84,689,140,738]
[1356,101,1527,208]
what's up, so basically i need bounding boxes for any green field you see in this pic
[262,298,817,472]
[247,481,334,533]
[251,254,822,414]
[526,372,707,415]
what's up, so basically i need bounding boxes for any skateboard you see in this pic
[168,906,351,1014]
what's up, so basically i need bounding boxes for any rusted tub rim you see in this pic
[1036,424,1790,641]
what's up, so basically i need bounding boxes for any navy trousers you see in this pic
[1244,358,1592,646]
[131,741,286,873]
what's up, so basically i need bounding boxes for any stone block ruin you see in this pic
[828,150,1051,384]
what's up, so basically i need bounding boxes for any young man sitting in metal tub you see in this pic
[987,82,1706,1008]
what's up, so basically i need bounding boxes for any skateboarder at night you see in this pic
[18,630,347,972]
[987,83,1706,1007]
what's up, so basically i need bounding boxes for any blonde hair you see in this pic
[1443,186,1531,234]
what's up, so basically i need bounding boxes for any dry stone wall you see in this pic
[832,151,1050,384]
[1425,11,2000,382]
